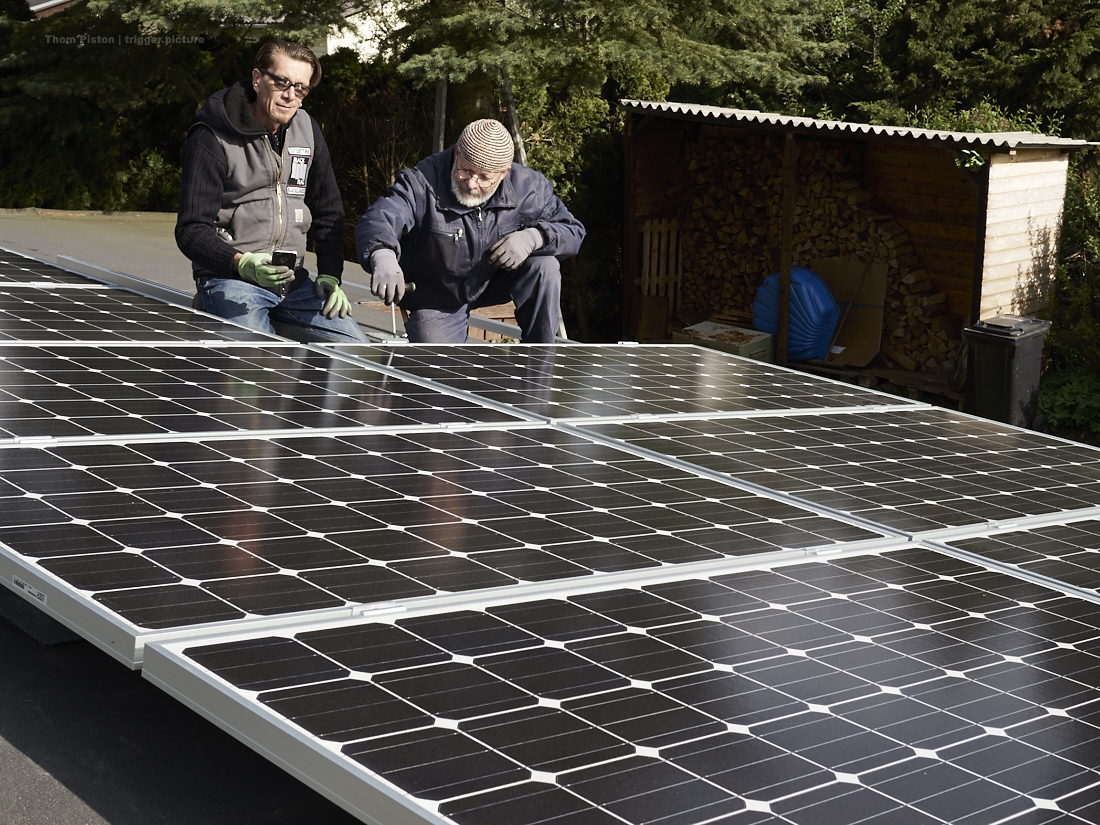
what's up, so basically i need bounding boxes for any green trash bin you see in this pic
[962,314,1051,428]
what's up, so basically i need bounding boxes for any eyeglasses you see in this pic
[259,68,311,99]
[454,163,502,186]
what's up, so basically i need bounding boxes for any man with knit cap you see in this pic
[355,118,585,343]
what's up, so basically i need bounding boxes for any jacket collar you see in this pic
[193,80,295,142]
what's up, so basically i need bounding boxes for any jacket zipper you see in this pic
[272,142,289,297]
[476,206,483,266]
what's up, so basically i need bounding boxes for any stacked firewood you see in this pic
[881,243,958,373]
[667,134,960,373]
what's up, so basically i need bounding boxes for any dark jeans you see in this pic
[404,256,562,344]
[196,276,370,343]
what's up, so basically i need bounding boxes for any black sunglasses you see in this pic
[259,67,310,99]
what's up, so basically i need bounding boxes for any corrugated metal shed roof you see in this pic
[27,0,75,14]
[620,100,1092,152]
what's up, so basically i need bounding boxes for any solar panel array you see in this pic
[3,248,1100,825]
[150,548,1100,825]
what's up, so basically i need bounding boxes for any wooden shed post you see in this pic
[977,149,1073,319]
[969,161,990,324]
[777,133,798,366]
[623,112,638,339]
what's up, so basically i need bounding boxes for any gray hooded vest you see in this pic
[189,81,316,274]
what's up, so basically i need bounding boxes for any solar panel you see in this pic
[327,344,919,421]
[942,517,1100,599]
[0,426,895,664]
[0,343,523,441]
[145,546,1100,825]
[0,252,98,285]
[580,409,1100,537]
[0,282,276,342]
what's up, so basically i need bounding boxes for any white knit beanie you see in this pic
[455,119,515,172]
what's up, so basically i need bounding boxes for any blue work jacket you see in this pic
[354,149,586,311]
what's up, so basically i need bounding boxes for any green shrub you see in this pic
[1039,369,1100,446]
[1039,150,1100,446]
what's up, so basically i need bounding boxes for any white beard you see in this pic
[450,169,502,207]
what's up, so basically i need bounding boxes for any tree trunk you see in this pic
[445,71,498,147]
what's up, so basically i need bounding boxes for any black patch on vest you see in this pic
[287,147,311,196]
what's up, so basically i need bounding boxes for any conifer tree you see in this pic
[391,0,829,106]
[816,0,1100,139]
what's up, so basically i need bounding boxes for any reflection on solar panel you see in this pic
[0,343,521,440]
[329,344,918,421]
[582,409,1100,536]
[147,547,1100,825]
[0,282,274,342]
[5,250,1100,824]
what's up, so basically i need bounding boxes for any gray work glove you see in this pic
[488,227,543,270]
[237,251,292,289]
[370,248,405,305]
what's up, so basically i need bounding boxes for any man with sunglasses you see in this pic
[176,40,368,342]
[355,118,585,343]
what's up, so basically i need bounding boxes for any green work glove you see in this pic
[237,251,292,288]
[315,274,352,319]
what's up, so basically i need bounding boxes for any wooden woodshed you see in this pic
[621,100,1090,394]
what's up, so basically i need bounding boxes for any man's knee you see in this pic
[520,255,560,281]
[405,308,471,344]
[512,256,561,303]
[508,257,562,344]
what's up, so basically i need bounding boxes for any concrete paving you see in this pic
[0,208,387,824]
[0,208,195,294]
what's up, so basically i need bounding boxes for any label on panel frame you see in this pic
[13,574,46,605]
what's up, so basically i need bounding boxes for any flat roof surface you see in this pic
[0,586,361,825]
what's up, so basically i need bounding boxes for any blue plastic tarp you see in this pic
[753,266,840,361]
